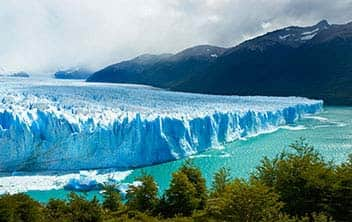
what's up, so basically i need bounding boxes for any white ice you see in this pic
[0,170,132,194]
[0,77,323,172]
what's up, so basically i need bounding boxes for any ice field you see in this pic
[0,77,322,172]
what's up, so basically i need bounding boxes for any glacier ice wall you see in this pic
[0,78,323,171]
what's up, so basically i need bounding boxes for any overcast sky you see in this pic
[1,0,352,75]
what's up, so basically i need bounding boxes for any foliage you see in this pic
[330,154,352,221]
[67,192,102,222]
[126,172,159,214]
[102,183,122,212]
[162,171,199,217]
[178,160,207,208]
[161,160,207,217]
[0,193,43,222]
[207,179,284,222]
[253,138,335,217]
[210,167,231,196]
[44,199,70,222]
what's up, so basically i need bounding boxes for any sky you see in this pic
[1,0,352,75]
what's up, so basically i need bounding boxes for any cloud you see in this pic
[0,0,351,74]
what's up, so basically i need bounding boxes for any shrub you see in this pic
[68,192,102,222]
[207,179,283,222]
[45,198,70,221]
[0,193,43,222]
[330,154,352,221]
[253,138,335,217]
[126,172,159,214]
[161,160,207,217]
[210,167,231,196]
[102,183,122,212]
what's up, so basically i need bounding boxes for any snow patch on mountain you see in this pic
[279,34,291,40]
[301,33,318,40]
[301,28,320,36]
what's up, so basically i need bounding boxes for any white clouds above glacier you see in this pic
[0,0,351,74]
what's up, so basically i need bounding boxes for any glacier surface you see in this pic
[0,77,323,171]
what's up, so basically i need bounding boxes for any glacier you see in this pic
[0,77,323,172]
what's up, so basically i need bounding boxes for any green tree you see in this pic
[163,171,199,217]
[330,154,352,221]
[126,172,159,214]
[0,193,43,222]
[161,160,207,217]
[210,167,231,196]
[45,198,70,222]
[68,192,102,222]
[102,183,122,212]
[178,160,207,208]
[206,179,284,222]
[253,138,335,217]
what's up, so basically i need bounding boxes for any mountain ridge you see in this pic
[87,20,352,105]
[54,68,92,79]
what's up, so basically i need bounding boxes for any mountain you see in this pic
[0,71,30,78]
[87,20,352,105]
[10,72,30,78]
[174,20,352,105]
[87,53,173,84]
[86,45,226,87]
[54,68,92,79]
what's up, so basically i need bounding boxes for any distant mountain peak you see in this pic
[316,19,329,28]
[173,44,227,60]
[131,53,173,65]
[0,71,30,78]
[54,68,92,79]
[231,19,336,52]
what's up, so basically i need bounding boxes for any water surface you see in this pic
[25,106,352,202]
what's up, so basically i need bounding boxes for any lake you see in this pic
[24,106,352,202]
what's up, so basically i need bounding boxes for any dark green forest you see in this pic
[1,139,351,222]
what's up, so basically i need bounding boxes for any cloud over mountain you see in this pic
[1,0,351,74]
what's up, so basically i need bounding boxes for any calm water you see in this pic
[23,106,352,202]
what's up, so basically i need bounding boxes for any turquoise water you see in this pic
[21,107,352,202]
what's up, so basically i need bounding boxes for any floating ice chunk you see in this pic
[303,115,329,122]
[64,178,100,191]
[64,173,101,191]
[0,169,132,194]
[118,181,143,197]
[280,125,307,131]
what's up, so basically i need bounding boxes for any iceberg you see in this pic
[64,175,101,191]
[0,169,132,194]
[0,77,323,172]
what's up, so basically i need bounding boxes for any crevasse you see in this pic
[0,78,323,171]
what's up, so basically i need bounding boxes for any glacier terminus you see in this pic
[0,77,323,172]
